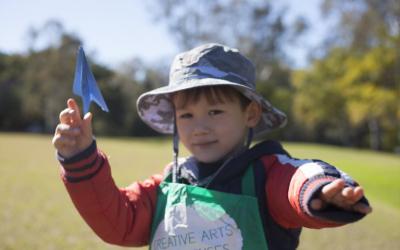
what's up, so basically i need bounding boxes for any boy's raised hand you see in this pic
[310,179,372,214]
[52,98,93,158]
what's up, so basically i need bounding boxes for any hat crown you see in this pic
[169,43,256,89]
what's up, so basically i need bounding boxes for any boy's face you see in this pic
[173,91,261,163]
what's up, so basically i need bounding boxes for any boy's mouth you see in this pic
[192,140,218,147]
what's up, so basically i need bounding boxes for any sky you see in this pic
[0,0,327,69]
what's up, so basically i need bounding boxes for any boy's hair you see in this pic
[171,86,251,110]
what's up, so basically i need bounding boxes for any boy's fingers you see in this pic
[52,133,76,148]
[342,187,354,200]
[53,124,79,144]
[59,109,79,124]
[320,179,345,202]
[59,109,70,123]
[55,123,80,136]
[353,203,373,214]
[67,98,82,121]
[338,186,364,206]
[347,186,365,205]
[353,186,364,201]
[310,199,324,210]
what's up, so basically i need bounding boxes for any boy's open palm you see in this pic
[52,98,93,158]
[310,179,372,214]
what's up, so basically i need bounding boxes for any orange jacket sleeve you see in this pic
[58,141,161,246]
[262,154,367,229]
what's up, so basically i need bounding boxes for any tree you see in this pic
[20,22,82,132]
[293,41,399,150]
[321,0,400,52]
[0,53,26,130]
[292,49,350,144]
[309,0,400,150]
[338,44,399,150]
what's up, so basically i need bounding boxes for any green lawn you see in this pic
[0,133,399,249]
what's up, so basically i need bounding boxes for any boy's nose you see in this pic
[192,118,211,136]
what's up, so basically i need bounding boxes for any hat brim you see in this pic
[136,78,287,138]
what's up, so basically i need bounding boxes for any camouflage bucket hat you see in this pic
[136,43,287,138]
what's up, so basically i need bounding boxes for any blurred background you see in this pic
[1,0,399,152]
[0,0,399,249]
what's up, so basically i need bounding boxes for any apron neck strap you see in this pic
[241,165,256,197]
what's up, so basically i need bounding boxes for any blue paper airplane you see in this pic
[73,46,109,114]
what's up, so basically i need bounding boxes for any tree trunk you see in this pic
[368,118,381,150]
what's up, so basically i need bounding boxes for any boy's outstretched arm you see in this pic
[53,99,162,247]
[263,155,371,229]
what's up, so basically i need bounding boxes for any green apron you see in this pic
[150,165,268,250]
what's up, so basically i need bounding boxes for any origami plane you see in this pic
[73,46,109,114]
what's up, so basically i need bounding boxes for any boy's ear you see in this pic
[245,101,262,128]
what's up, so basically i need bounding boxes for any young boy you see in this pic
[53,43,371,250]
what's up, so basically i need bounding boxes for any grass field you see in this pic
[0,132,399,249]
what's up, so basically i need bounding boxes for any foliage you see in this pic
[293,40,400,149]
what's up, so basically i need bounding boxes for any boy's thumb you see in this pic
[83,112,93,132]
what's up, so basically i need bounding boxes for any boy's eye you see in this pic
[178,113,192,119]
[209,110,224,116]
